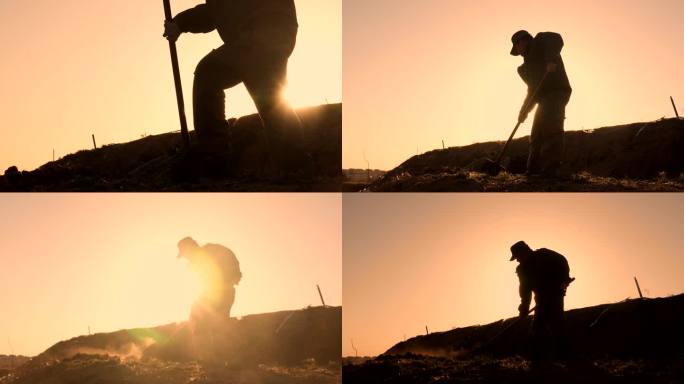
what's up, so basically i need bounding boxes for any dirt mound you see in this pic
[343,295,684,383]
[368,118,684,191]
[385,294,684,359]
[0,104,342,192]
[5,306,341,384]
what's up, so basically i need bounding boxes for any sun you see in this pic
[184,261,205,302]
[172,259,205,309]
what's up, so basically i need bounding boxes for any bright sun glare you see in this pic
[174,259,204,310]
[184,262,205,302]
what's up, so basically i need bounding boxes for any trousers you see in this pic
[531,292,568,361]
[192,26,300,145]
[528,91,571,175]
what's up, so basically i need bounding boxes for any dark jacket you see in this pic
[174,0,298,47]
[518,32,571,104]
[516,248,571,312]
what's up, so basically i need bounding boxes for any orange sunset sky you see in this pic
[0,0,341,172]
[343,194,684,357]
[343,0,684,170]
[0,194,341,356]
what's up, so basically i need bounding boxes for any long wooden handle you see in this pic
[495,121,522,164]
[163,0,190,149]
[479,305,536,351]
[494,71,550,166]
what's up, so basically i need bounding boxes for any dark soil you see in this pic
[343,295,684,383]
[3,355,340,384]
[367,118,684,191]
[343,354,684,384]
[2,306,341,384]
[0,104,342,192]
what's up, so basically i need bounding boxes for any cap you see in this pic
[510,30,532,56]
[177,236,199,258]
[510,240,532,261]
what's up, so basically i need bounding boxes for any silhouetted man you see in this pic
[177,236,242,324]
[164,1,302,160]
[510,30,572,176]
[510,240,573,361]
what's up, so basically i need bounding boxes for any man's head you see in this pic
[510,30,532,56]
[510,240,533,262]
[177,236,200,260]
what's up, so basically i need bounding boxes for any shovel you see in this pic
[163,0,190,149]
[467,306,537,356]
[478,70,549,175]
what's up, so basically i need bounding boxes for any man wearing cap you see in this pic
[510,30,572,176]
[177,236,242,324]
[510,240,573,361]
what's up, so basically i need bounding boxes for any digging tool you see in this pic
[478,71,550,175]
[163,0,190,149]
[488,306,536,345]
[475,277,574,353]
[470,306,536,355]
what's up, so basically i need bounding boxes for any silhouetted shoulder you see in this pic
[534,248,570,281]
[534,32,564,53]
[535,31,564,42]
[535,247,567,262]
[202,243,241,279]
[203,243,237,261]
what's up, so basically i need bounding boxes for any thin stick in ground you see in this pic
[634,276,644,299]
[351,339,358,357]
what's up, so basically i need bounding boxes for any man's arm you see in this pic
[518,91,536,123]
[517,266,532,316]
[173,4,216,34]
[516,66,536,123]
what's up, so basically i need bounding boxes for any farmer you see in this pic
[177,236,242,324]
[510,30,572,176]
[510,240,574,361]
[163,0,302,160]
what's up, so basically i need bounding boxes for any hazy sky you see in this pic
[343,0,684,170]
[0,0,341,172]
[343,194,684,357]
[0,193,341,356]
